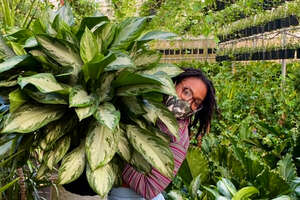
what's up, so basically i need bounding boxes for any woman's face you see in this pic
[175,77,207,111]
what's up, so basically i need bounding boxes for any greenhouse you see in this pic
[0,0,299,200]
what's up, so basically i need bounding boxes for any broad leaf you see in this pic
[24,37,38,49]
[18,73,64,93]
[105,53,134,71]
[232,186,259,200]
[126,125,174,178]
[46,135,71,170]
[277,154,297,183]
[117,128,132,162]
[54,2,75,27]
[133,50,161,68]
[167,190,185,200]
[112,70,162,88]
[0,55,30,74]
[137,30,177,42]
[217,178,237,198]
[116,84,163,96]
[58,142,85,184]
[36,35,83,77]
[189,174,201,199]
[76,15,109,39]
[121,96,145,115]
[40,116,75,151]
[80,27,98,63]
[1,104,65,133]
[99,23,116,51]
[130,150,151,174]
[143,100,179,139]
[86,162,116,198]
[111,17,147,50]
[10,42,26,56]
[93,103,120,130]
[8,89,27,112]
[96,72,115,103]
[24,88,67,105]
[69,85,95,107]
[142,63,183,78]
[186,147,210,181]
[85,122,118,170]
[75,103,98,121]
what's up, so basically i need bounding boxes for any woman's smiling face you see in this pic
[175,77,207,111]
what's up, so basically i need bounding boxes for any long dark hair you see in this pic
[172,68,217,137]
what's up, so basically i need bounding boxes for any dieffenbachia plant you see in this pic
[0,3,182,197]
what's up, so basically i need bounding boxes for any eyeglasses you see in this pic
[181,87,203,110]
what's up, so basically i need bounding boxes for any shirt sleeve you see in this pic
[122,119,190,199]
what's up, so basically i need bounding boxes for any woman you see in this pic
[57,68,217,200]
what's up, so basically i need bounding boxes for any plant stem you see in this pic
[16,168,26,200]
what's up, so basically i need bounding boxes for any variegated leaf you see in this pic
[8,89,27,113]
[93,103,120,130]
[105,53,134,71]
[130,150,151,174]
[69,85,95,107]
[58,142,85,184]
[86,162,116,198]
[116,84,162,96]
[126,125,174,178]
[18,73,64,93]
[40,116,75,150]
[133,50,161,67]
[46,135,71,170]
[75,103,98,121]
[1,104,65,134]
[96,72,115,103]
[142,63,183,78]
[117,128,132,162]
[24,88,67,105]
[143,100,179,139]
[80,27,98,64]
[85,122,118,170]
[36,163,48,180]
[121,96,145,115]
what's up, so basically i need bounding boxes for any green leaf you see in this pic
[80,27,98,63]
[75,103,98,121]
[0,135,17,160]
[99,23,116,51]
[18,73,64,93]
[1,104,65,133]
[112,70,162,88]
[167,190,186,200]
[137,30,177,42]
[272,196,292,200]
[126,125,174,178]
[9,89,27,112]
[93,102,120,131]
[96,72,115,103]
[85,122,118,170]
[105,53,134,71]
[58,142,85,184]
[0,55,30,74]
[86,162,116,198]
[189,174,201,199]
[82,52,116,81]
[130,150,152,174]
[69,85,95,107]
[10,42,26,56]
[24,88,67,105]
[117,128,132,163]
[116,84,162,96]
[24,37,38,49]
[277,154,297,183]
[142,63,183,78]
[40,116,75,151]
[177,159,193,186]
[0,80,17,87]
[133,50,161,68]
[0,177,20,193]
[217,178,237,198]
[55,2,75,27]
[186,147,209,181]
[232,186,259,200]
[76,16,109,40]
[143,100,179,139]
[111,17,147,50]
[35,35,83,77]
[46,135,71,170]
[121,96,145,115]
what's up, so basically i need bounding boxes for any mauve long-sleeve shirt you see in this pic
[122,119,190,199]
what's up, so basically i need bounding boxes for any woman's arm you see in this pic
[122,119,190,199]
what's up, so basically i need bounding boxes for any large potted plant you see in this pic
[0,3,180,198]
